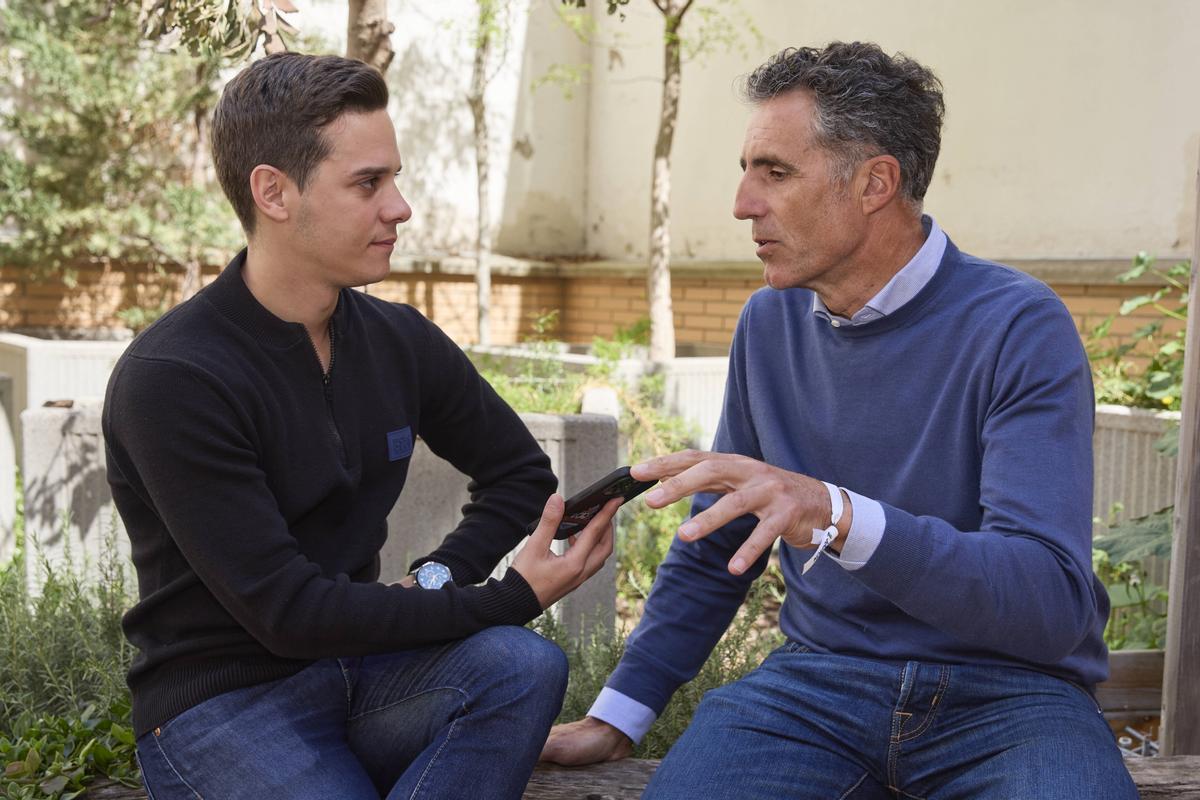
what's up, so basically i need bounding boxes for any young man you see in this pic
[542,42,1137,799]
[104,53,617,800]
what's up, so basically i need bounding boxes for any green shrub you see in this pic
[1,701,139,800]
[476,315,701,602]
[1087,252,1189,412]
[1085,252,1187,649]
[1,510,138,797]
[0,534,135,731]
[536,583,783,758]
[1092,507,1172,650]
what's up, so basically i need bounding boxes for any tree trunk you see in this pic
[468,1,495,346]
[647,1,691,363]
[347,0,395,74]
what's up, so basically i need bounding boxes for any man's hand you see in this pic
[631,450,851,575]
[512,494,619,609]
[540,716,634,766]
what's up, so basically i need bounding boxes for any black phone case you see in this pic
[526,466,657,539]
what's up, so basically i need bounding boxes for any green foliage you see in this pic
[1,701,139,800]
[0,542,135,731]
[476,315,699,601]
[1087,252,1189,412]
[680,0,763,61]
[537,583,783,758]
[1092,546,1169,651]
[615,498,690,600]
[1091,505,1172,651]
[114,303,168,336]
[1093,507,1174,565]
[1085,252,1185,650]
[475,312,586,414]
[0,0,240,279]
[1,505,138,798]
[560,0,632,17]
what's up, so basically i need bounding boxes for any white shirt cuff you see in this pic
[826,489,885,570]
[587,687,658,744]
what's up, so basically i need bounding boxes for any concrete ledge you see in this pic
[387,253,1165,286]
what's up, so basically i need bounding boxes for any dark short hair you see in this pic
[742,42,944,207]
[211,53,389,234]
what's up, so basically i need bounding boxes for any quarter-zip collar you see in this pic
[204,248,344,352]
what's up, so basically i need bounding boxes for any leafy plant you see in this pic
[0,538,135,731]
[1092,505,1173,650]
[1,701,139,800]
[1,487,139,798]
[536,581,783,758]
[477,315,702,602]
[1087,252,1189,412]
[1092,546,1169,651]
[0,0,239,296]
[1084,252,1187,650]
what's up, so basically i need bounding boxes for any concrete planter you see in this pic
[11,402,618,645]
[468,345,730,450]
[0,333,129,465]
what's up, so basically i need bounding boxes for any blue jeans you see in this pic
[135,626,568,800]
[644,642,1137,800]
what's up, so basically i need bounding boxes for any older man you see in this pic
[542,42,1135,799]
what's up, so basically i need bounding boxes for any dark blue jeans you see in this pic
[135,626,568,800]
[645,642,1137,800]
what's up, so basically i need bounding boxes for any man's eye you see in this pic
[360,177,378,190]
[768,170,786,181]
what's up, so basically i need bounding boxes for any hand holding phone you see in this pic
[527,466,657,539]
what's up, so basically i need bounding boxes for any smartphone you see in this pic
[527,466,657,539]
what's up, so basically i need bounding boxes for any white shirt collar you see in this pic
[813,215,947,328]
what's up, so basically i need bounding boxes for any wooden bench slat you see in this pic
[82,755,1200,799]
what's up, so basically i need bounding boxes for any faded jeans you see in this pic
[135,626,567,800]
[644,641,1137,800]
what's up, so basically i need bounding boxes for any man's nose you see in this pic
[383,183,413,225]
[732,175,760,220]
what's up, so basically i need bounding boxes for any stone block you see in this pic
[19,398,125,590]
[383,413,619,643]
[16,402,620,645]
[0,372,15,562]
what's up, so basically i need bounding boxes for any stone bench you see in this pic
[84,755,1200,798]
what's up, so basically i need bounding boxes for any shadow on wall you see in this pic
[494,0,586,259]
[388,30,475,255]
[22,402,111,556]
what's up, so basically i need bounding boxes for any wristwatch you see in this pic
[414,561,453,590]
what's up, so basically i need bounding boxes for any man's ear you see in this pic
[249,165,293,225]
[859,155,902,215]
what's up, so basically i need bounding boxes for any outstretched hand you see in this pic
[631,450,850,575]
[512,494,620,609]
[540,716,633,766]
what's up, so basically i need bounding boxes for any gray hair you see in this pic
[741,42,945,207]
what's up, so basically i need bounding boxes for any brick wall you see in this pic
[0,262,219,334]
[0,260,1186,356]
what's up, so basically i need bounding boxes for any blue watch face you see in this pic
[416,562,453,590]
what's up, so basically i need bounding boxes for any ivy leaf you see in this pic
[1118,294,1153,315]
[39,774,70,795]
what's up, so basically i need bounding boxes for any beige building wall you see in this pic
[580,0,1200,266]
[4,2,1192,351]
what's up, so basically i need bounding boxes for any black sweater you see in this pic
[103,251,555,736]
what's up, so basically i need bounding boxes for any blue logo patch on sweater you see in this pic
[387,427,413,461]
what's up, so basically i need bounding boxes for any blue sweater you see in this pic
[608,239,1109,717]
